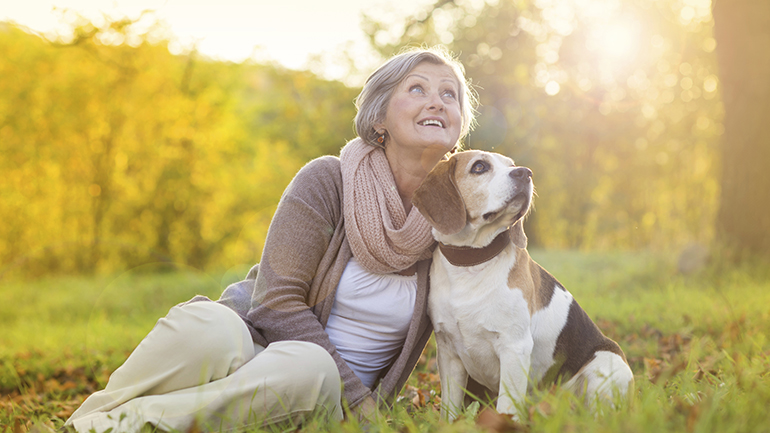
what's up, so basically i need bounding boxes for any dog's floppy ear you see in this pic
[412,157,467,235]
[511,219,528,249]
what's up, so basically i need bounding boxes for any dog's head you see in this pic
[412,150,533,248]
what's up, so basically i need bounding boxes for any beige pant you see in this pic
[65,302,343,432]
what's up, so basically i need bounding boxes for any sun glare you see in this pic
[590,20,641,64]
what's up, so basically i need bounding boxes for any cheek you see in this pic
[449,106,463,135]
[450,104,462,123]
[386,96,415,124]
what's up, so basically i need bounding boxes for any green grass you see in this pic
[1,252,769,432]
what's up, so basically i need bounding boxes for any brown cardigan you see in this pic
[188,155,434,410]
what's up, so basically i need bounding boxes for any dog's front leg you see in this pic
[495,333,534,420]
[436,334,468,422]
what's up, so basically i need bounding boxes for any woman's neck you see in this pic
[386,144,449,213]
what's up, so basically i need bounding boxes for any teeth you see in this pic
[420,119,444,127]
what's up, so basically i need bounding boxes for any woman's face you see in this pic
[376,62,463,155]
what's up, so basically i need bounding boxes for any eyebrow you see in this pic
[406,73,458,86]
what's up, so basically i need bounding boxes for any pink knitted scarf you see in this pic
[339,138,435,274]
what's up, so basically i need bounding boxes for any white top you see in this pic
[325,257,417,389]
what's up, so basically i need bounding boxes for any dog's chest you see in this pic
[429,257,531,388]
[429,251,578,389]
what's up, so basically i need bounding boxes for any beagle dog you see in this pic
[412,150,633,421]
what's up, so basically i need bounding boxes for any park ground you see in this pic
[1,250,769,432]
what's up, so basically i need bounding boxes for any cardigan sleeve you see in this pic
[245,155,373,408]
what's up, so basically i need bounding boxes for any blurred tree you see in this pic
[0,15,357,279]
[1,0,737,278]
[712,0,770,260]
[365,0,722,251]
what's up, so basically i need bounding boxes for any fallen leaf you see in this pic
[675,397,702,433]
[645,357,686,385]
[644,358,663,382]
[686,404,701,433]
[412,389,427,408]
[417,372,440,385]
[528,400,553,418]
[476,408,528,433]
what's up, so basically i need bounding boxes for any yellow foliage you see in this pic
[0,20,357,278]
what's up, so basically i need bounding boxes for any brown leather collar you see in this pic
[438,230,510,267]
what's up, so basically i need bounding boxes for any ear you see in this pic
[412,158,467,235]
[511,219,528,249]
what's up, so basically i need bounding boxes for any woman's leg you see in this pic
[67,301,343,432]
[69,340,343,432]
[67,301,255,422]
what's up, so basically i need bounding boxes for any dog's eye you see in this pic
[471,160,489,174]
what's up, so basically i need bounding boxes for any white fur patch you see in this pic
[566,350,634,402]
[529,285,573,383]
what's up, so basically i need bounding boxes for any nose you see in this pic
[427,93,445,112]
[510,167,533,181]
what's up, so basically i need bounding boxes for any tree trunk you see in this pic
[712,0,770,259]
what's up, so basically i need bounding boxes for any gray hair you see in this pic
[354,46,478,148]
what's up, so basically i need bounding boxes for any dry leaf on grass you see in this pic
[528,400,553,418]
[475,408,529,433]
[403,385,430,408]
[674,397,702,433]
[645,357,687,384]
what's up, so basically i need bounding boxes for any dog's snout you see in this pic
[510,167,533,181]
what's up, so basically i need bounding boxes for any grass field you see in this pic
[1,251,769,432]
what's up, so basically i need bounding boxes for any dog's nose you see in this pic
[510,167,533,181]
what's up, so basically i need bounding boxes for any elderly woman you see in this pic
[65,46,477,432]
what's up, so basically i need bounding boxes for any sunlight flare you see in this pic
[588,20,642,64]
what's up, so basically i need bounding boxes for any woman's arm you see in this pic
[246,156,372,409]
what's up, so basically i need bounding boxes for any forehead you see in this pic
[403,62,459,87]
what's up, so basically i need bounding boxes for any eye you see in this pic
[471,160,489,174]
[442,89,457,100]
[409,85,424,94]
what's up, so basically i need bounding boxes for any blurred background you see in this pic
[1,0,768,280]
